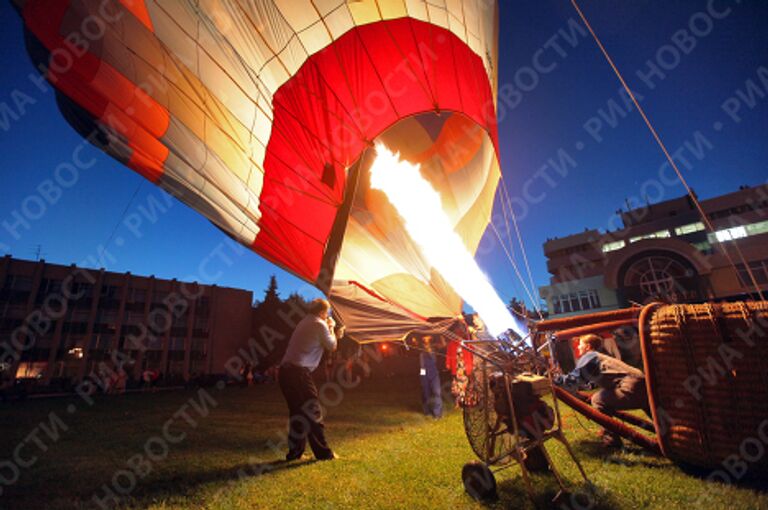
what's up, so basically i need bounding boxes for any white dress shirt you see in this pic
[281,315,337,371]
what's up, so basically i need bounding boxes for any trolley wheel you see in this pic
[462,461,497,502]
[523,445,550,473]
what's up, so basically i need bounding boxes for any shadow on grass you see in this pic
[675,462,768,493]
[573,438,768,494]
[125,457,320,505]
[571,439,666,470]
[491,472,623,510]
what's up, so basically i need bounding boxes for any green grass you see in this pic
[0,374,766,509]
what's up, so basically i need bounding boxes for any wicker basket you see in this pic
[640,301,768,472]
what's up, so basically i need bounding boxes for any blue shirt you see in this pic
[281,315,337,371]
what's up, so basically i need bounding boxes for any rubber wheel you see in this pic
[523,445,550,473]
[462,461,497,501]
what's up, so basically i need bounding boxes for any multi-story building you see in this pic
[539,184,768,318]
[0,255,252,385]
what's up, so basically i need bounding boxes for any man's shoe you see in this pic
[286,451,306,461]
[317,452,338,461]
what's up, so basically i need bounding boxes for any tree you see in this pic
[508,298,526,316]
[251,281,311,369]
[508,298,546,320]
[262,275,281,307]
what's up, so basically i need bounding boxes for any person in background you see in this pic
[116,369,127,394]
[141,368,159,392]
[419,335,445,419]
[612,326,644,369]
[278,298,344,461]
[600,334,623,360]
[557,334,649,448]
[240,363,252,387]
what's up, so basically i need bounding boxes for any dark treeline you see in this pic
[250,275,310,370]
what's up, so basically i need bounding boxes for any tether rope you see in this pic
[501,178,540,308]
[490,221,544,318]
[494,183,539,313]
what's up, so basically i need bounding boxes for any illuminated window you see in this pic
[746,220,768,236]
[602,240,625,253]
[68,347,84,359]
[674,222,705,235]
[629,230,671,243]
[15,362,47,379]
[711,226,747,242]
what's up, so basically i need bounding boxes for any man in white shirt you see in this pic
[278,298,344,461]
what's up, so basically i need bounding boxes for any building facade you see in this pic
[0,256,252,385]
[539,185,768,318]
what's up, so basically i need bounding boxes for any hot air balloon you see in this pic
[14,0,502,342]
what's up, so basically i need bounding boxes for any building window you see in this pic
[125,311,144,325]
[736,259,768,287]
[191,337,207,355]
[707,220,768,244]
[36,278,62,301]
[73,282,93,298]
[98,309,118,323]
[100,285,118,299]
[129,288,146,303]
[153,292,169,304]
[6,304,27,317]
[15,361,47,379]
[630,230,671,243]
[147,336,163,350]
[746,220,768,236]
[602,240,625,253]
[578,291,590,310]
[90,334,114,350]
[711,226,747,242]
[6,276,33,291]
[194,315,209,331]
[674,222,705,235]
[173,313,188,327]
[551,289,602,315]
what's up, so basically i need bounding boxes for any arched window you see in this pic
[620,252,700,304]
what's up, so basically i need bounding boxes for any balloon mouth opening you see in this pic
[329,110,508,339]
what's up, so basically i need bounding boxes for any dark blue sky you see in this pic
[1,2,766,308]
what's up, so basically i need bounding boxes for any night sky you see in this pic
[0,1,766,309]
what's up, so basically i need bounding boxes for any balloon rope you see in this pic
[103,182,143,248]
[501,177,541,313]
[490,221,543,316]
[494,185,532,303]
[491,184,544,318]
[570,0,763,299]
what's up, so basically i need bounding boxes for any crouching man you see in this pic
[558,334,650,448]
[278,298,344,461]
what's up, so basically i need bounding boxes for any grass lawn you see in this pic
[0,371,766,509]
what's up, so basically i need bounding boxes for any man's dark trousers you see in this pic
[278,364,333,460]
